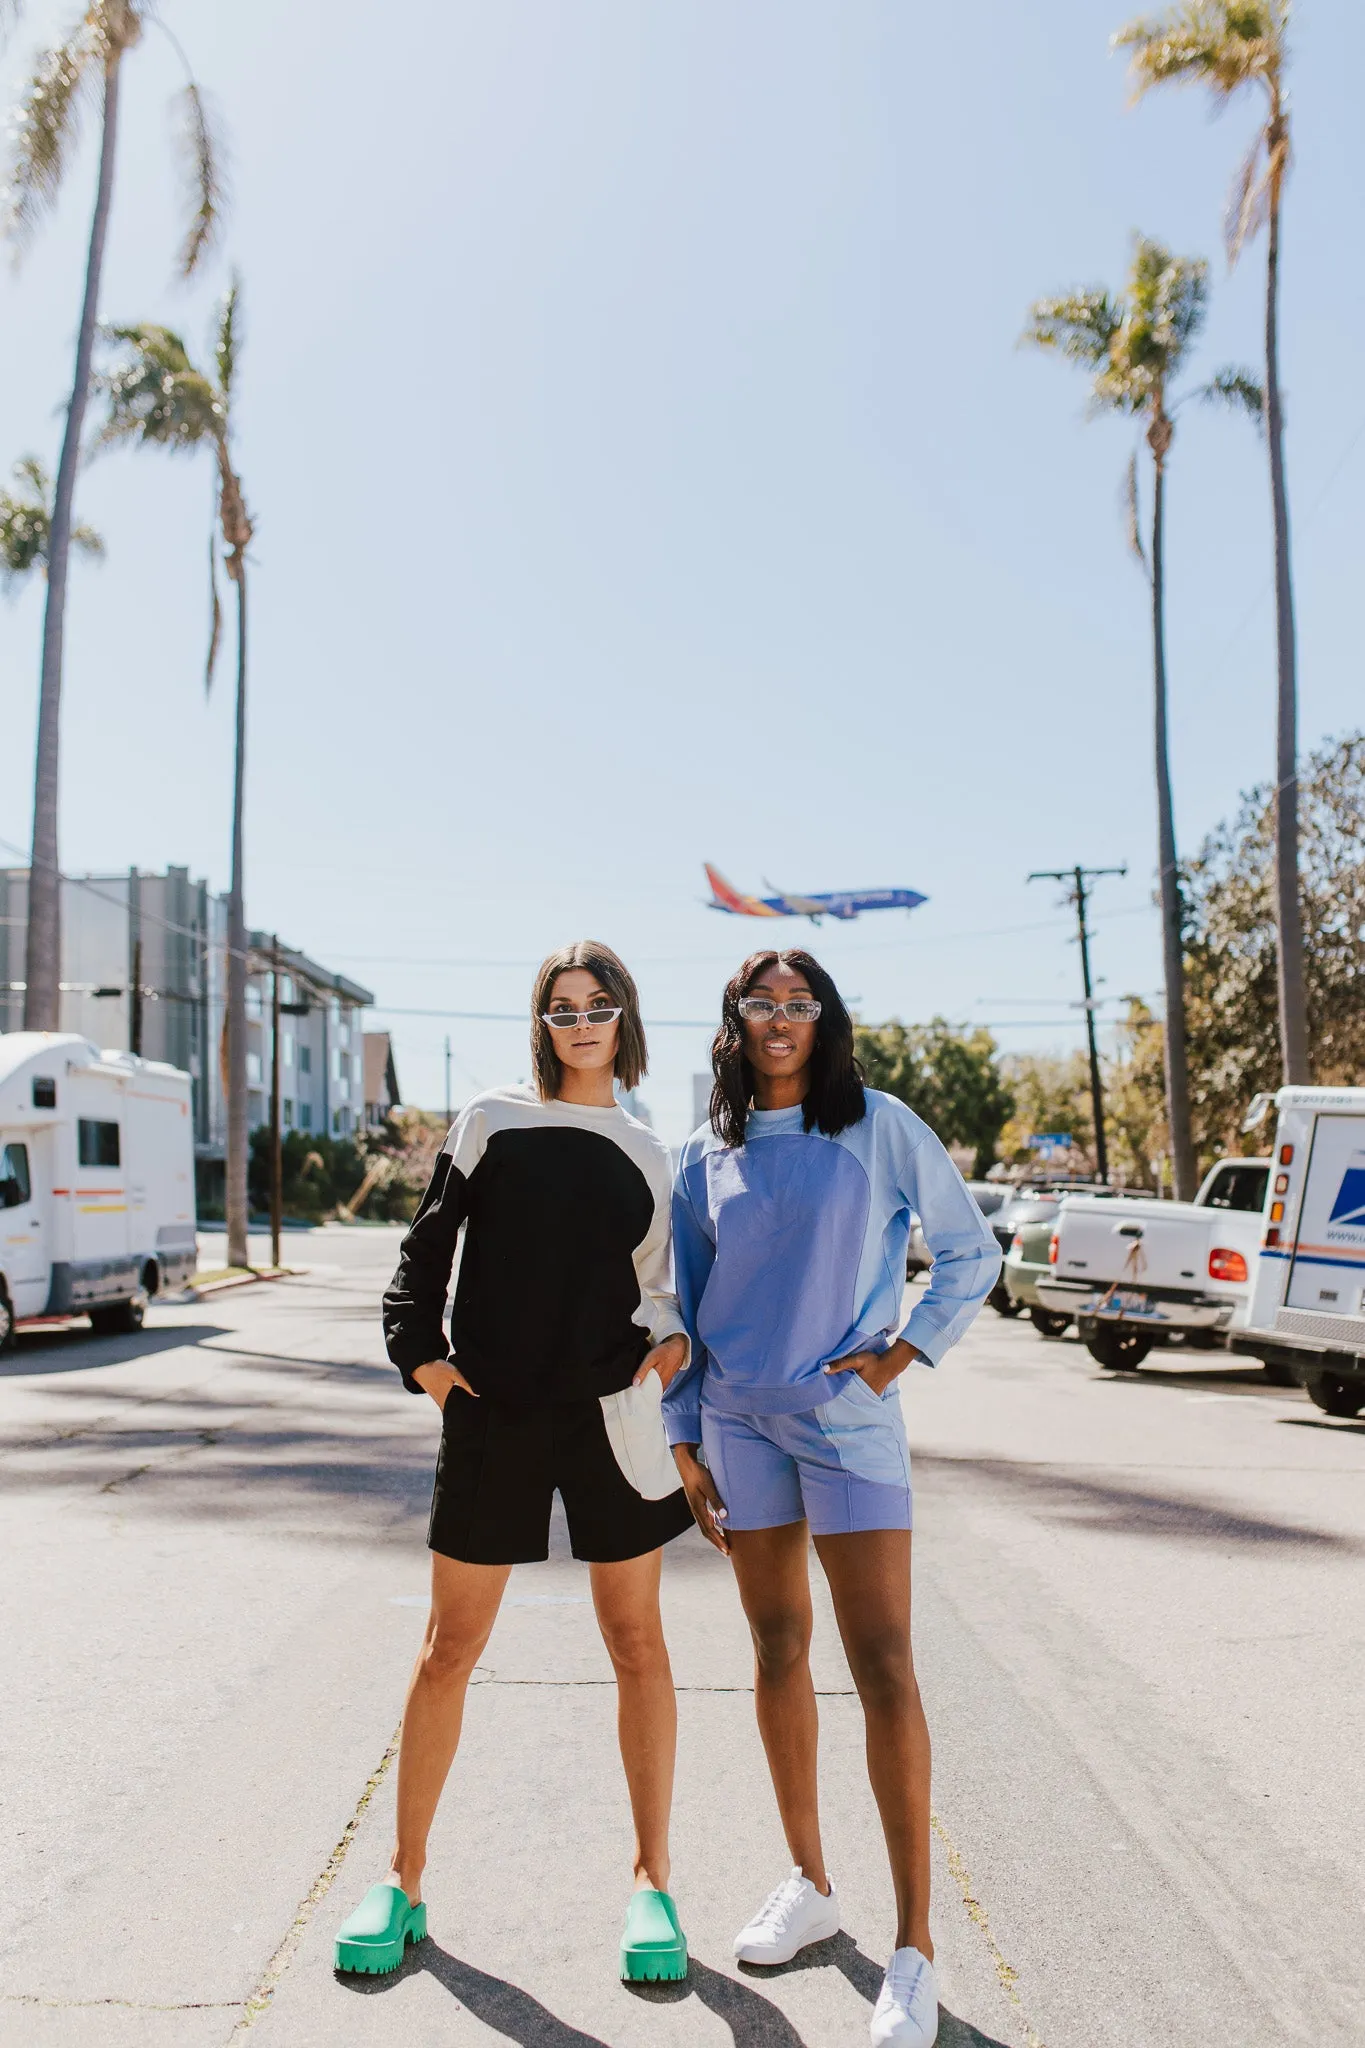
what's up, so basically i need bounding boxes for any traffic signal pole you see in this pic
[1028,864,1126,1185]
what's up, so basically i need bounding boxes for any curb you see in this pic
[189,1267,304,1299]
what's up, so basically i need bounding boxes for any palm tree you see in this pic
[2,1,221,1034]
[1113,4,1306,1084]
[0,456,103,593]
[1024,236,1261,1198]
[93,287,254,1267]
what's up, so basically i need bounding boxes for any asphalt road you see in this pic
[1,1227,1361,2048]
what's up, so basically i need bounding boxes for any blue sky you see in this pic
[1,1,1361,1143]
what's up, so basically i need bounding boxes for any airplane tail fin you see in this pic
[704,863,749,914]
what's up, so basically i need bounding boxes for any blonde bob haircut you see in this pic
[530,940,648,1102]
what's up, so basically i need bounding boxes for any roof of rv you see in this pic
[0,1034,187,1085]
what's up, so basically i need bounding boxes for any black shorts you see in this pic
[429,1389,696,1565]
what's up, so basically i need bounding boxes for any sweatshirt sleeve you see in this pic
[381,1114,481,1391]
[632,1142,691,1358]
[897,1127,1002,1367]
[662,1157,716,1446]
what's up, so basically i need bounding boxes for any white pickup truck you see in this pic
[1035,1157,1271,1371]
[1228,1086,1365,1418]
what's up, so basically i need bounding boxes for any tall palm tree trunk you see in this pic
[23,46,124,1032]
[225,565,249,1268]
[1149,442,1197,1200]
[1264,169,1308,1086]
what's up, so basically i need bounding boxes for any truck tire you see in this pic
[1030,1307,1071,1339]
[1303,1371,1365,1419]
[88,1297,146,1337]
[989,1281,1023,1319]
[1086,1327,1153,1372]
[0,1289,13,1355]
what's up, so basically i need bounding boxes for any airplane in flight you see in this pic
[704,864,928,925]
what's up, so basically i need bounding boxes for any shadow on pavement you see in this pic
[1279,1415,1365,1438]
[338,1942,610,2043]
[1090,1361,1302,1398]
[915,1451,1360,1551]
[628,1954,808,2043]
[0,1322,230,1378]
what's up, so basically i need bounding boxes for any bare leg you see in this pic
[389,1552,511,1903]
[815,1529,931,1956]
[728,1523,830,1894]
[590,1549,676,1891]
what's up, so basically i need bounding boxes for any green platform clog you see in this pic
[334,1882,427,1975]
[619,1887,688,1983]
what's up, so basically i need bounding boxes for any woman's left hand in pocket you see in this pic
[824,1335,921,1397]
[634,1333,688,1393]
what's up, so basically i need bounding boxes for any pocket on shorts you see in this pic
[816,1375,909,1487]
[599,1372,682,1501]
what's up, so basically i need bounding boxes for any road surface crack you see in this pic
[931,1810,1048,2048]
[225,1725,402,2037]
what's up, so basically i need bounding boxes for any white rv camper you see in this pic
[0,1033,196,1350]
[1230,1086,1365,1417]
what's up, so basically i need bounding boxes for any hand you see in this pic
[634,1332,688,1393]
[411,1359,478,1411]
[823,1335,921,1397]
[671,1444,730,1556]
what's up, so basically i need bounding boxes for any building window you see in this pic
[246,983,264,1020]
[330,997,341,1027]
[77,1119,120,1167]
[298,1103,312,1131]
[299,1045,312,1075]
[283,1099,294,1128]
[281,975,295,1004]
[352,1052,363,1084]
[246,1052,262,1084]
[282,1032,294,1068]
[334,1107,352,1135]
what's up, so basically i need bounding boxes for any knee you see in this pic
[846,1633,916,1714]
[420,1622,483,1686]
[598,1616,667,1678]
[749,1613,810,1680]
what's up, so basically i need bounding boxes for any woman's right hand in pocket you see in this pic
[411,1360,478,1411]
[672,1445,730,1556]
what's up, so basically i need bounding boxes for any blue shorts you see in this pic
[700,1374,913,1536]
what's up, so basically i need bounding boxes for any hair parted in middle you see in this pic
[530,939,647,1103]
[709,948,866,1147]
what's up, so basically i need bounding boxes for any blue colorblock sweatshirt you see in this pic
[662,1088,1002,1446]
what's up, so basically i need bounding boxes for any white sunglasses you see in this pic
[542,1006,623,1030]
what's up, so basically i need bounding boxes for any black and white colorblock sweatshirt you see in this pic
[382,1085,688,1405]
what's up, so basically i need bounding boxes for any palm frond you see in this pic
[13,451,47,495]
[1199,364,1266,430]
[0,452,102,585]
[1113,3,1284,103]
[1224,130,1269,265]
[214,273,241,405]
[1021,290,1121,367]
[172,80,224,279]
[205,526,222,693]
[71,519,104,558]
[1,23,101,244]
[92,321,222,452]
[1123,449,1149,576]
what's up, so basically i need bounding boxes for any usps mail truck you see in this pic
[0,1032,197,1350]
[1230,1086,1365,1417]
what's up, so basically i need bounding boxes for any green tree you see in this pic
[0,455,102,592]
[1181,732,1365,1155]
[855,1018,1013,1176]
[1114,2,1306,1087]
[2,0,221,1033]
[1023,234,1259,1199]
[996,1051,1094,1173]
[93,288,254,1266]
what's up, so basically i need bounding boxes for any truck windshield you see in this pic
[1206,1164,1269,1213]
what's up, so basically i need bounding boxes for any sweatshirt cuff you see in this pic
[663,1404,702,1448]
[899,1310,949,1368]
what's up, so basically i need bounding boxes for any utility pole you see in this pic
[129,937,143,1058]
[444,1036,452,1126]
[1028,864,1126,1185]
[269,937,282,1271]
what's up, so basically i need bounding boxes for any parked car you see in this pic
[1003,1207,1072,1333]
[906,1216,932,1278]
[1230,1086,1365,1415]
[1035,1156,1271,1370]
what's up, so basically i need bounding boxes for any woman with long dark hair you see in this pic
[663,949,999,2048]
[334,941,694,1985]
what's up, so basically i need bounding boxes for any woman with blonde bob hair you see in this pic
[334,941,695,1984]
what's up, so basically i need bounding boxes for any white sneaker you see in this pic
[733,1866,840,1964]
[870,1946,939,2046]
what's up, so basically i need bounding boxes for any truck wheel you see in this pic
[1086,1327,1153,1372]
[989,1281,1023,1319]
[1030,1307,1071,1339]
[1303,1372,1365,1419]
[0,1290,13,1355]
[89,1297,146,1338]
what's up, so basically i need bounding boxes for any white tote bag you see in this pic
[599,1369,683,1500]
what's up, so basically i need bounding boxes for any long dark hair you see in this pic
[709,948,865,1146]
[530,940,647,1101]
